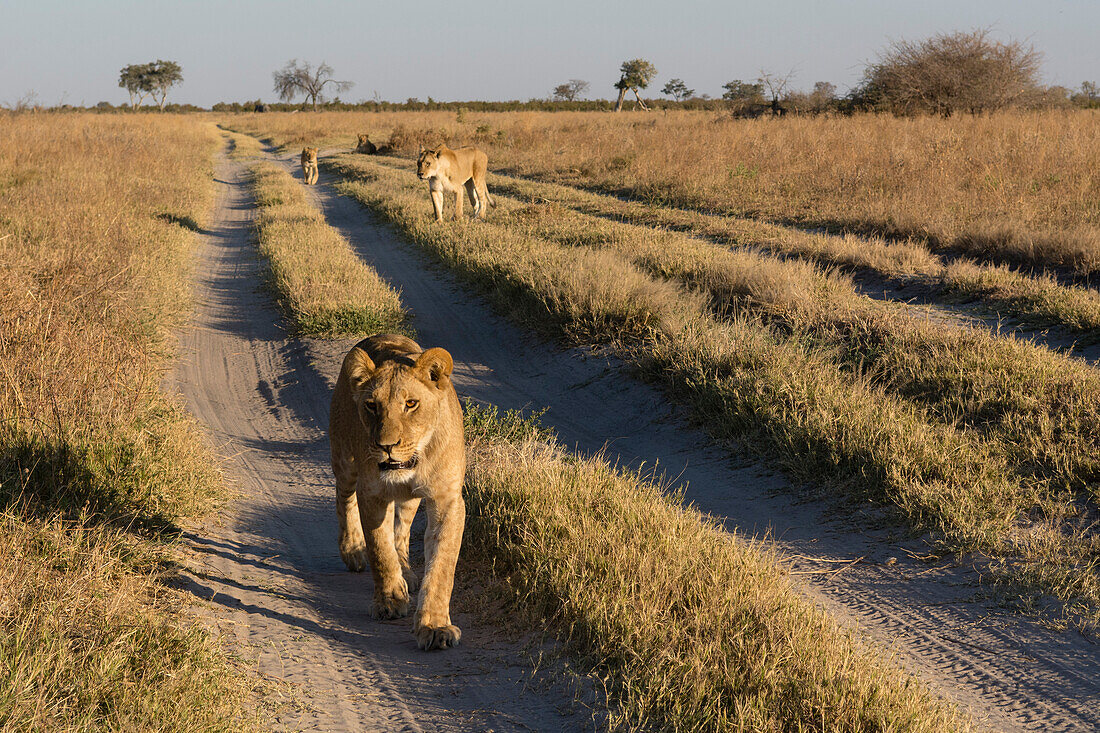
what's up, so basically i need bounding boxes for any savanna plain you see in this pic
[4,107,1099,732]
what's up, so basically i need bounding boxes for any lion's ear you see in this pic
[343,347,376,392]
[415,347,453,388]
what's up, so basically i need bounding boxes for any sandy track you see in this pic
[171,148,584,732]
[260,145,1099,732]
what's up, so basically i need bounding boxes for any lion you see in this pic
[355,134,378,155]
[329,333,466,650]
[300,147,319,185]
[416,144,495,222]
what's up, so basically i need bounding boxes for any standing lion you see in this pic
[416,144,495,221]
[329,334,466,650]
[300,147,319,185]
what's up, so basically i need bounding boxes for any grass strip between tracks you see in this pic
[246,155,408,338]
[463,404,968,731]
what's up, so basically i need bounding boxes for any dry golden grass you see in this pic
[245,152,407,337]
[478,168,1100,333]
[0,113,259,730]
[465,405,968,731]
[225,109,1100,276]
[363,153,1100,506]
[322,152,1099,618]
[219,128,968,728]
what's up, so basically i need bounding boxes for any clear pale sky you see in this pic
[1,0,1097,108]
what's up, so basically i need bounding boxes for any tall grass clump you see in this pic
[322,152,1100,618]
[0,114,258,729]
[247,157,408,337]
[464,404,969,731]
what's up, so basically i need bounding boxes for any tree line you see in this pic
[28,29,1100,115]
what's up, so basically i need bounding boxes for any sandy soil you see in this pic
[171,149,588,731]
[172,139,1100,732]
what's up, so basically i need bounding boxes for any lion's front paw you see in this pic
[415,623,461,651]
[340,543,367,572]
[370,586,410,620]
[402,568,420,593]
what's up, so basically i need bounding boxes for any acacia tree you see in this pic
[147,60,183,110]
[614,59,657,111]
[272,60,354,111]
[119,60,183,110]
[661,78,693,101]
[551,79,589,101]
[119,63,153,110]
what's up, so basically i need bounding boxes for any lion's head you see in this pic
[342,345,455,482]
[302,147,318,163]
[416,147,446,180]
[358,134,370,145]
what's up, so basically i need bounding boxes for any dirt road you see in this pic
[173,139,1100,732]
[172,149,586,731]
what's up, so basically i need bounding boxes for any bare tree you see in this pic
[551,79,590,101]
[614,59,657,112]
[855,29,1042,116]
[661,78,694,102]
[272,60,354,111]
[554,79,589,101]
[758,69,795,116]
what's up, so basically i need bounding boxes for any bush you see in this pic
[853,29,1043,116]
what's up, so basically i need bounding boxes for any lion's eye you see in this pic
[363,401,377,413]
[405,399,418,410]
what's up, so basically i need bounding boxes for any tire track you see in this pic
[171,144,585,732]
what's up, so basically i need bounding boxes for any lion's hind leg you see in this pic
[464,179,481,218]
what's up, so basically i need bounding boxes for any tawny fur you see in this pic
[300,147,319,185]
[355,134,378,154]
[416,144,495,222]
[329,334,466,651]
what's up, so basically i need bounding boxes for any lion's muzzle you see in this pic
[379,455,419,472]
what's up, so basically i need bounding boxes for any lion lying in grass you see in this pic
[416,144,495,222]
[355,134,378,154]
[329,334,466,650]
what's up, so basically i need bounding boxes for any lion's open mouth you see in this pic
[379,456,418,471]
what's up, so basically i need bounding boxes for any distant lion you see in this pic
[329,334,466,651]
[416,144,495,222]
[300,147,319,185]
[355,134,378,154]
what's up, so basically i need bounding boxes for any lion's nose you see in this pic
[377,439,399,453]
